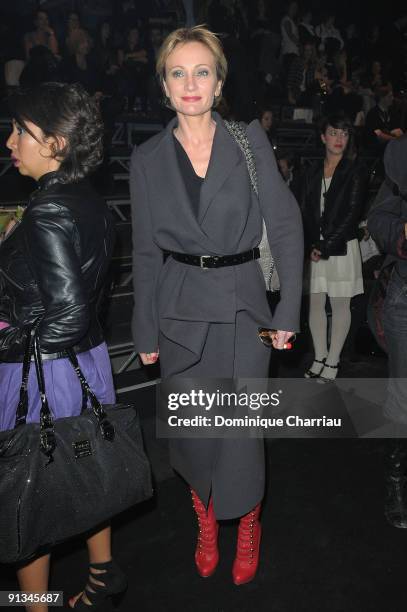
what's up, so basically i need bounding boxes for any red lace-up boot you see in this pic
[232,503,262,585]
[191,490,219,577]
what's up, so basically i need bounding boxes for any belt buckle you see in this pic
[200,255,211,268]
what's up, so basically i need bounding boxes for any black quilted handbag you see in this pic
[0,328,153,564]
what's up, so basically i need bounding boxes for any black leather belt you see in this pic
[30,348,87,362]
[165,248,260,269]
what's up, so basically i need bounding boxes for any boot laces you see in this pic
[192,495,218,554]
[236,513,258,563]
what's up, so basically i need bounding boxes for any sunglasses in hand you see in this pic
[258,328,296,350]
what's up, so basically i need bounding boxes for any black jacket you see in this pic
[0,172,115,363]
[368,135,407,277]
[300,157,368,259]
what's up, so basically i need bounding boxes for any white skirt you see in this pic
[308,238,364,297]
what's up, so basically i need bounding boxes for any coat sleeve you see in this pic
[246,120,304,332]
[130,147,163,353]
[0,203,89,357]
[367,180,407,260]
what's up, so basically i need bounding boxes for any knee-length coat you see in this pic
[130,111,304,519]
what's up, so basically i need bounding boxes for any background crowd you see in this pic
[0,1,406,134]
[1,7,407,608]
[1,0,407,365]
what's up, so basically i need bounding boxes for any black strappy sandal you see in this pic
[69,559,127,610]
[317,362,339,384]
[304,358,326,379]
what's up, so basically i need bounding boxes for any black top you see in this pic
[174,135,204,217]
[365,105,401,150]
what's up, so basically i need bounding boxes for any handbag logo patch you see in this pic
[73,439,92,459]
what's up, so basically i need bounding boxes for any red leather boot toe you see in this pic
[232,503,262,585]
[191,490,219,578]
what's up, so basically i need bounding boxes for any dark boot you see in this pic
[385,441,407,528]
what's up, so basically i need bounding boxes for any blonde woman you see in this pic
[131,26,303,584]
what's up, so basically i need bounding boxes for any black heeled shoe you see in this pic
[304,358,326,379]
[69,559,127,609]
[385,442,407,528]
[316,362,339,384]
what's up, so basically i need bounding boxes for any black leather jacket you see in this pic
[300,157,368,259]
[0,172,115,362]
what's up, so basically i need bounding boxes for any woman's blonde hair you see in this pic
[156,25,228,93]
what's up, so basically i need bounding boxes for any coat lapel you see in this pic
[155,116,203,229]
[324,158,350,205]
[198,114,241,224]
[322,157,351,220]
[155,113,241,228]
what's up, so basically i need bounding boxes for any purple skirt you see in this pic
[0,343,115,432]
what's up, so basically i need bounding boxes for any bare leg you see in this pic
[87,525,112,564]
[69,525,112,608]
[17,553,50,612]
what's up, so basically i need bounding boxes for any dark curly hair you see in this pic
[8,82,104,183]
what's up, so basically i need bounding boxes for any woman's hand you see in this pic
[139,350,159,365]
[310,248,322,262]
[390,128,403,138]
[271,330,295,350]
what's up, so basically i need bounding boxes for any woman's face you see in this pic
[261,111,273,131]
[6,120,61,181]
[128,28,139,46]
[372,61,381,74]
[321,125,349,157]
[303,44,314,61]
[164,42,222,118]
[101,22,110,38]
[36,11,49,30]
[68,12,80,30]
[77,36,90,56]
[288,2,298,18]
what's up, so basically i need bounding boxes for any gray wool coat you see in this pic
[130,112,304,518]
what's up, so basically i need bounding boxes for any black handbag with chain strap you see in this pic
[0,326,153,564]
[223,120,277,290]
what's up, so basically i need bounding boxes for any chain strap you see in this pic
[223,120,275,287]
[223,120,259,196]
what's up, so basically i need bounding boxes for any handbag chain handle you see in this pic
[14,320,88,428]
[32,340,115,463]
[223,120,259,196]
[223,120,275,284]
[64,347,115,442]
[14,329,116,461]
[33,335,57,463]
[14,321,41,428]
